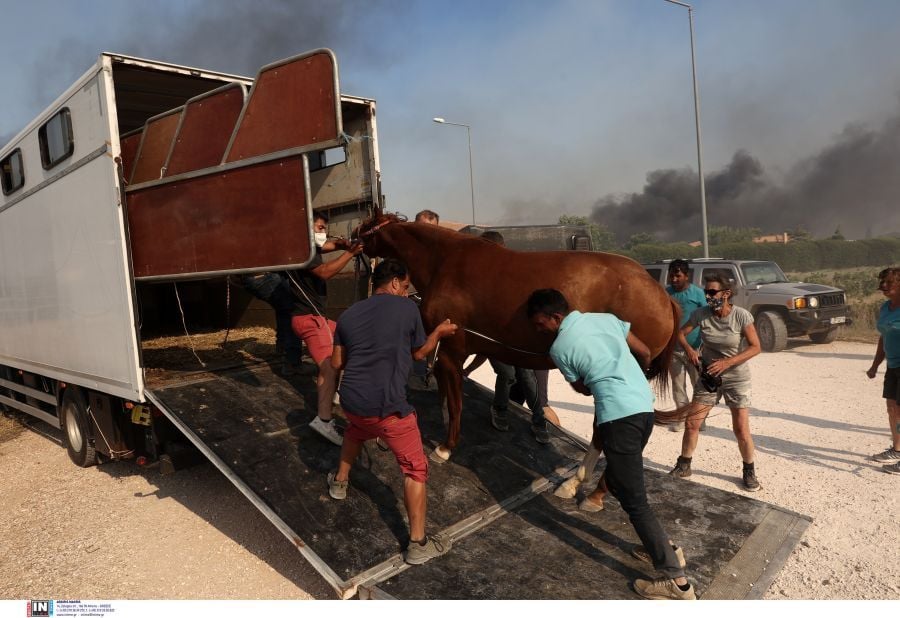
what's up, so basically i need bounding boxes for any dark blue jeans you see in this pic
[489,359,544,427]
[241,272,302,365]
[597,412,685,579]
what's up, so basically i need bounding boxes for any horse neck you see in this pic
[378,224,446,290]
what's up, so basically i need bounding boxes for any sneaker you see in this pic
[871,447,900,463]
[309,416,343,446]
[491,407,509,432]
[668,422,683,432]
[404,533,452,565]
[326,471,348,500]
[631,544,687,569]
[633,577,696,600]
[531,422,550,444]
[883,462,900,475]
[669,456,692,479]
[742,466,761,492]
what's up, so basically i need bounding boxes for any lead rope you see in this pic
[222,276,232,346]
[173,282,206,368]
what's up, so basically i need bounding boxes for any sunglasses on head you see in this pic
[704,288,723,297]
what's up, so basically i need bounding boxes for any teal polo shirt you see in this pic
[878,301,900,368]
[549,311,655,425]
[667,283,706,349]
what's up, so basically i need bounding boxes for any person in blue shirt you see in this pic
[665,259,708,432]
[527,288,694,601]
[867,267,900,473]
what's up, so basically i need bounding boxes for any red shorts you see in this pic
[291,314,336,364]
[344,411,428,483]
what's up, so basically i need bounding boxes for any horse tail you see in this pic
[647,297,681,396]
[654,402,712,425]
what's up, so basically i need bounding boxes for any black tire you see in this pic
[60,387,97,467]
[756,310,788,353]
[809,328,839,344]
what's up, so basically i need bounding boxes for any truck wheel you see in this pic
[809,328,838,344]
[60,388,97,467]
[756,311,788,353]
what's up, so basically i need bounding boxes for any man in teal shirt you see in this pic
[665,259,707,432]
[527,288,694,600]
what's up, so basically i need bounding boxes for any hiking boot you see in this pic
[326,471,348,500]
[883,462,900,475]
[669,456,692,479]
[871,447,900,463]
[631,544,687,569]
[632,577,696,600]
[531,422,550,444]
[491,407,509,432]
[404,533,452,565]
[742,464,761,492]
[309,416,343,446]
[668,422,683,432]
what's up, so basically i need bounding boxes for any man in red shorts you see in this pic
[328,258,458,564]
[289,211,364,446]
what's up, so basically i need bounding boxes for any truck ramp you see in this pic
[145,361,809,599]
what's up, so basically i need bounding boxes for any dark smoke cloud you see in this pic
[591,106,900,242]
[27,0,407,119]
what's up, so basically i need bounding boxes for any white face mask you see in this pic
[314,232,327,248]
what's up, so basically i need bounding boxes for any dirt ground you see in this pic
[0,339,896,600]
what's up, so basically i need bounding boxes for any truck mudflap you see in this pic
[145,362,809,599]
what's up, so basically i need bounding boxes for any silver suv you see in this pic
[642,259,852,352]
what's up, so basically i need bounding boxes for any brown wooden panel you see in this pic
[130,111,181,184]
[165,85,245,176]
[225,52,339,162]
[126,158,311,279]
[119,132,142,183]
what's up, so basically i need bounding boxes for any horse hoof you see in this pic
[554,479,578,499]
[429,445,451,463]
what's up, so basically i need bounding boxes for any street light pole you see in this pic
[665,0,709,258]
[433,117,476,225]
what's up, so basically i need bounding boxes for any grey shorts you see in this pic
[692,374,751,409]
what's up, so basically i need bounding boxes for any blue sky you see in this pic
[2,0,900,235]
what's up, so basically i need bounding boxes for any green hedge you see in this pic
[616,237,900,271]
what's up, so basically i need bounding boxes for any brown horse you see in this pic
[356,212,680,462]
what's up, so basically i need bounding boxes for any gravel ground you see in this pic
[0,339,895,600]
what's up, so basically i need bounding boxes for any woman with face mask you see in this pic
[668,273,763,492]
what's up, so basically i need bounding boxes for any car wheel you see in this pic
[809,328,838,344]
[756,311,788,353]
[60,387,98,467]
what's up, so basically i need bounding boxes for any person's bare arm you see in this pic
[570,378,592,396]
[331,345,346,371]
[412,319,458,361]
[310,242,364,281]
[868,336,885,379]
[626,331,652,371]
[706,323,761,376]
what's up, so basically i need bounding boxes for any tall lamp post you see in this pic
[664,0,709,258]
[433,117,476,225]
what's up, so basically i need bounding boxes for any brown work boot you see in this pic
[669,456,692,479]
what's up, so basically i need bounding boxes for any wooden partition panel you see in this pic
[165,84,246,176]
[130,110,182,184]
[119,131,143,183]
[225,51,340,162]
[126,157,312,279]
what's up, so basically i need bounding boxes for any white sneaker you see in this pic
[309,416,343,446]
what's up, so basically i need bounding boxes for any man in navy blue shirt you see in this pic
[329,258,458,565]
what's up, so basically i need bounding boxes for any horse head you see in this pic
[352,210,406,258]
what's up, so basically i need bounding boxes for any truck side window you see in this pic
[645,267,663,283]
[39,108,75,170]
[700,267,738,287]
[1,148,25,195]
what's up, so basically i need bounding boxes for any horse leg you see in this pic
[430,346,464,463]
[555,436,602,499]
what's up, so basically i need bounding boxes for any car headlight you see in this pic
[792,297,807,309]
[808,296,819,308]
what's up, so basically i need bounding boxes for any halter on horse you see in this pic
[354,210,680,462]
